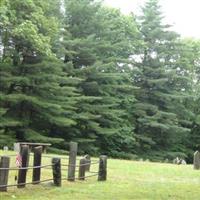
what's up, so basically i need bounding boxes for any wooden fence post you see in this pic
[0,156,10,192]
[17,145,30,188]
[67,142,78,181]
[32,146,42,184]
[98,155,107,181]
[52,158,61,186]
[84,155,91,172]
[78,157,86,180]
[194,151,200,170]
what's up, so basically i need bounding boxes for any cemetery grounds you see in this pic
[0,150,200,200]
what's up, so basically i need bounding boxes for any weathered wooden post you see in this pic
[67,142,78,181]
[78,157,86,180]
[52,158,61,186]
[84,154,91,172]
[0,156,10,192]
[98,155,107,181]
[17,145,30,188]
[194,151,200,170]
[32,146,42,184]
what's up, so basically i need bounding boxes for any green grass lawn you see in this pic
[0,151,200,200]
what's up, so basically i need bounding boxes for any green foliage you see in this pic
[0,0,61,63]
[62,0,140,154]
[0,130,16,149]
[0,59,80,147]
[0,0,199,161]
[133,0,195,157]
[47,147,69,155]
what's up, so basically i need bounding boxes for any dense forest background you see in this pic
[0,0,199,162]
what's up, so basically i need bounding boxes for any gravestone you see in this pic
[193,151,200,170]
[173,157,180,164]
[180,159,187,165]
[3,146,8,151]
[14,143,20,152]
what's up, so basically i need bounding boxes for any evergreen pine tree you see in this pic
[177,39,200,156]
[0,0,80,149]
[0,59,81,148]
[63,0,140,156]
[133,0,191,160]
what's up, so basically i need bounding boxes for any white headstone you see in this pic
[181,159,187,165]
[14,143,20,152]
[173,157,180,164]
[3,146,8,151]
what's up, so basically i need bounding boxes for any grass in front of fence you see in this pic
[0,150,200,200]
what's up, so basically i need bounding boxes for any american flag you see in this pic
[16,153,22,167]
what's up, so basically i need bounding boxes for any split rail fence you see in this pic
[0,142,107,192]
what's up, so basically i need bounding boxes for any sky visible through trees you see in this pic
[104,0,200,38]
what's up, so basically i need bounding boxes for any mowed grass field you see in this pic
[0,151,200,200]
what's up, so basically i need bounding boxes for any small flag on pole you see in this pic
[16,153,22,167]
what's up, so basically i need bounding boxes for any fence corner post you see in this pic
[17,145,30,188]
[84,155,91,172]
[194,151,200,170]
[52,158,61,186]
[98,155,107,181]
[78,157,86,180]
[67,142,78,181]
[32,146,42,184]
[0,156,10,192]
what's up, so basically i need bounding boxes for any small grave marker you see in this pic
[14,143,20,152]
[3,146,8,151]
